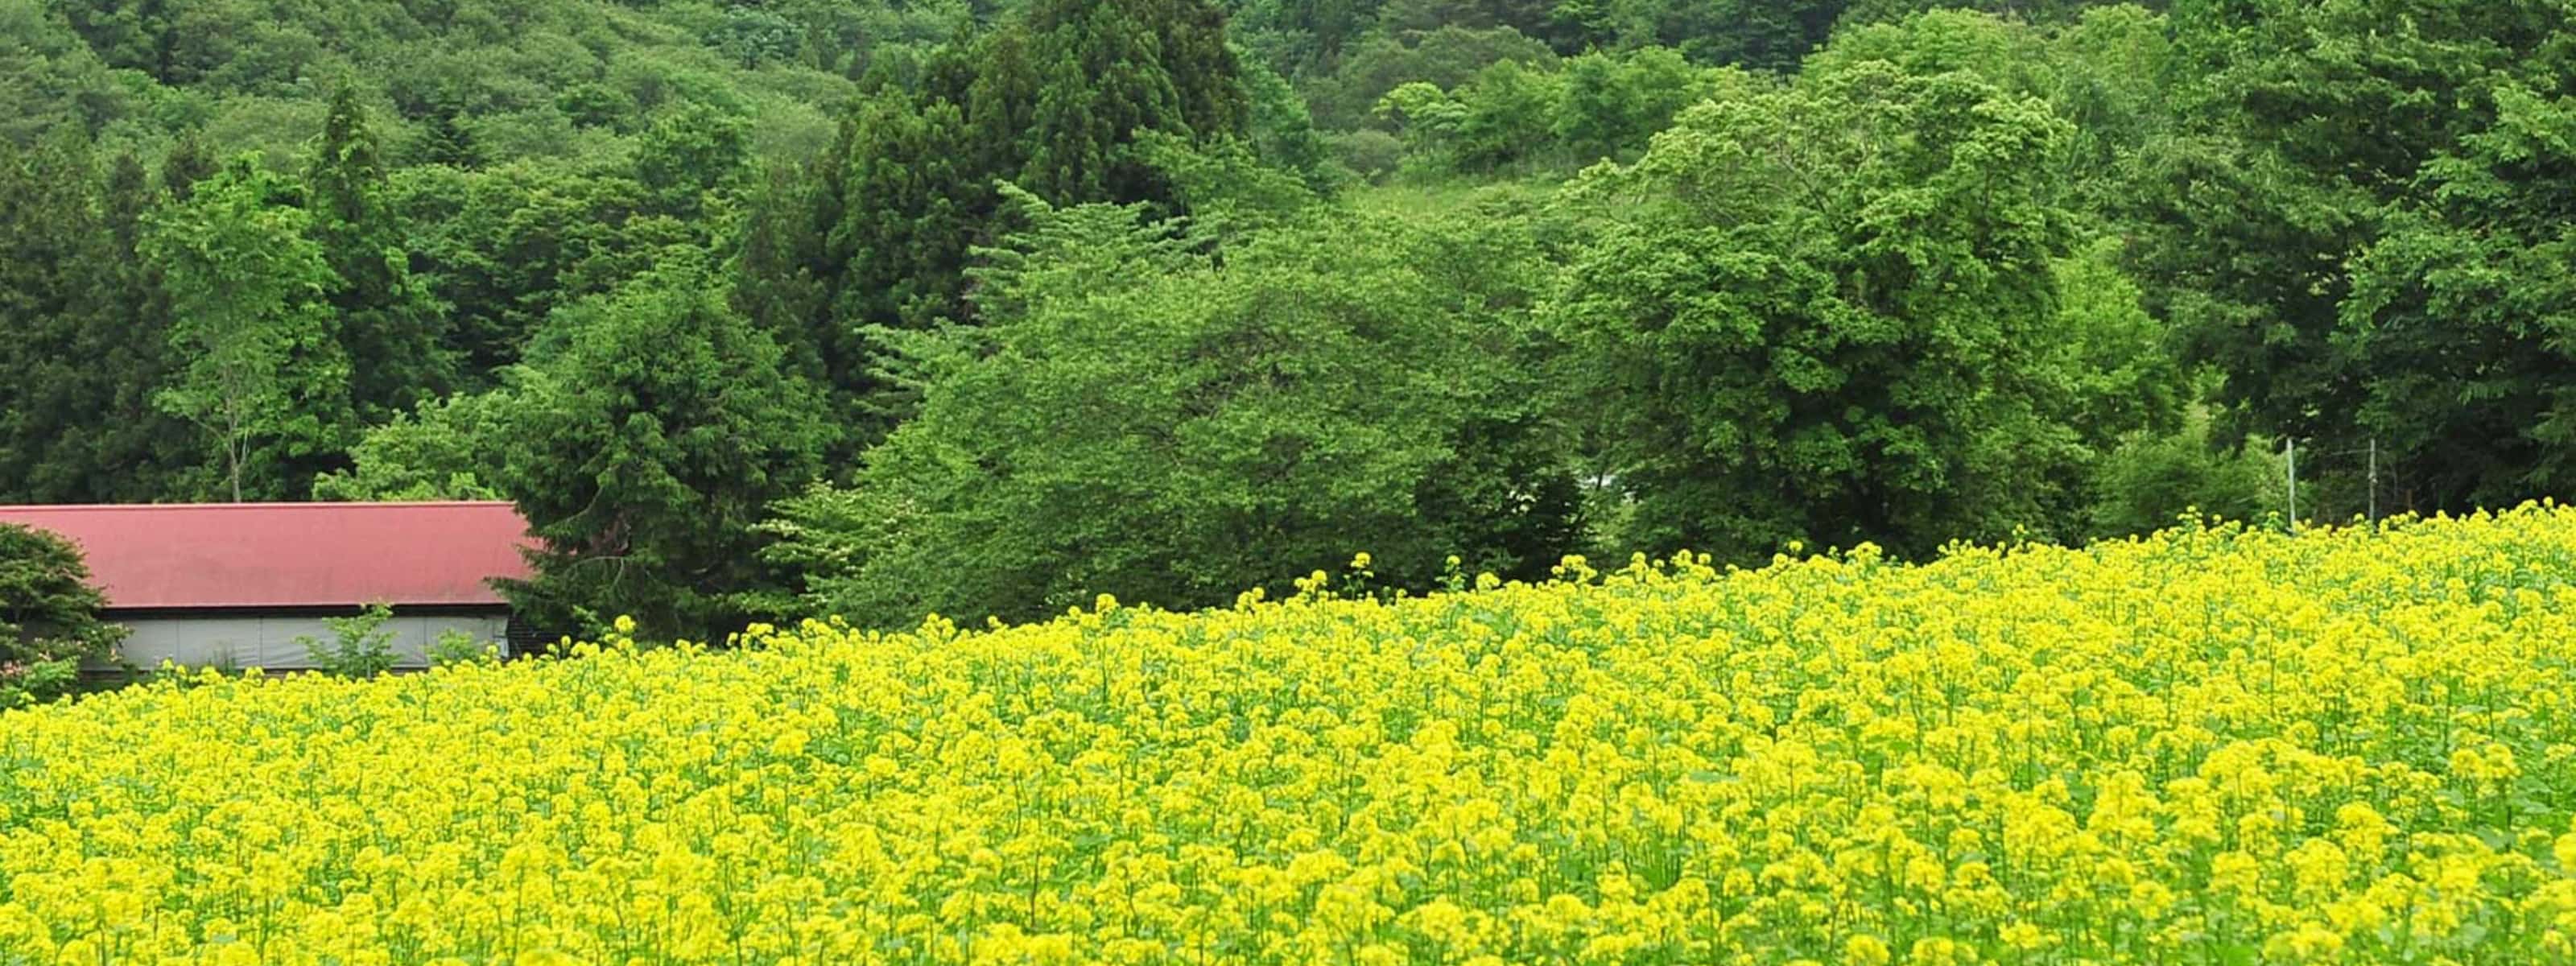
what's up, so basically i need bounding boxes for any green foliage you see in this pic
[1366,47,1743,177]
[1225,0,1386,77]
[1672,0,1846,72]
[1018,0,1252,202]
[1238,50,1343,190]
[741,0,1254,444]
[307,85,453,422]
[142,158,353,502]
[1372,80,1467,169]
[0,135,197,504]
[493,262,829,640]
[632,101,753,220]
[1133,133,1321,242]
[1307,25,1558,131]
[310,391,514,502]
[1377,0,1563,47]
[711,6,802,69]
[1324,128,1402,181]
[2048,237,2185,450]
[2089,408,2285,539]
[820,94,980,351]
[1554,54,2085,559]
[427,628,501,667]
[2136,0,2576,515]
[773,192,1581,626]
[295,602,401,679]
[391,162,675,380]
[0,522,126,708]
[14,0,2576,643]
[1450,60,1560,171]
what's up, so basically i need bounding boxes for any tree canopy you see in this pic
[773,188,1579,625]
[0,522,126,708]
[6,0,2570,640]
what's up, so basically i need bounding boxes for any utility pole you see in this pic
[2367,437,2378,523]
[2285,437,2298,531]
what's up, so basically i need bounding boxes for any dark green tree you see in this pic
[2135,0,2576,514]
[1307,25,1558,131]
[493,262,829,640]
[394,162,663,380]
[1018,0,1251,202]
[414,103,477,169]
[741,0,1253,447]
[159,131,216,200]
[88,151,201,502]
[1451,59,1563,171]
[307,85,453,422]
[52,0,178,81]
[1554,60,2087,559]
[1551,48,1710,163]
[1226,0,1385,76]
[731,158,840,402]
[1380,0,1564,47]
[2089,406,2283,539]
[827,96,980,337]
[1688,0,1846,72]
[711,5,802,68]
[633,101,753,221]
[1238,50,1340,189]
[0,522,127,708]
[312,390,515,502]
[0,136,198,504]
[0,135,119,503]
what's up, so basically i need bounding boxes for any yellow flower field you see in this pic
[11,508,2576,964]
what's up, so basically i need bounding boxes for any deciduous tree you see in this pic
[773,191,1581,625]
[1554,59,2083,559]
[142,159,352,502]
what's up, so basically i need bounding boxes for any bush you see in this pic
[1325,128,1402,183]
[428,628,501,667]
[2089,411,2287,539]
[297,602,401,679]
[0,522,126,708]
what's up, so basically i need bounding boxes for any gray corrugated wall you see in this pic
[105,613,511,671]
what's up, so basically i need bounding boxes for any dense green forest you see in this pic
[3,0,2571,638]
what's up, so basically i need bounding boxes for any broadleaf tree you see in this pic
[1552,55,2095,559]
[768,188,1583,625]
[142,159,353,502]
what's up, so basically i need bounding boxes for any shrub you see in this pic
[296,602,401,679]
[0,522,125,708]
[1325,128,1402,183]
[2089,410,2285,539]
[427,627,500,667]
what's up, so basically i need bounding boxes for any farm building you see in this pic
[0,502,536,671]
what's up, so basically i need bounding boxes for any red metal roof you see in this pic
[0,502,534,610]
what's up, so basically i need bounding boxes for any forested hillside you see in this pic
[4,0,2572,638]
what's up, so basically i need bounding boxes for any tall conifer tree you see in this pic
[737,0,1253,448]
[307,85,452,421]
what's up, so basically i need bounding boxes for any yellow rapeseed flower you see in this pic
[2,507,2576,962]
